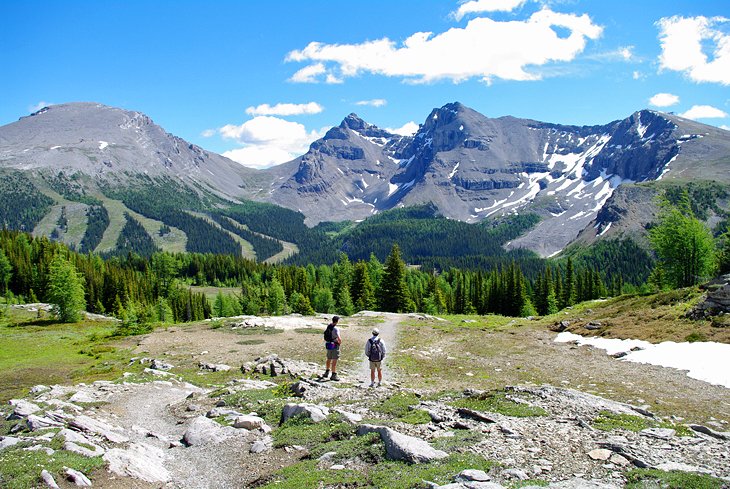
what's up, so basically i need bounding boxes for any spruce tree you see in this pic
[47,254,86,323]
[351,261,376,311]
[0,249,11,295]
[378,244,413,312]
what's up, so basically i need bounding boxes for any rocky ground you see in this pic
[1,312,729,488]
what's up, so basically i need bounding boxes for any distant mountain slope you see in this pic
[0,102,266,198]
[2,101,729,261]
[268,102,730,257]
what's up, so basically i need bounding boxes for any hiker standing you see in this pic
[365,328,386,387]
[322,315,341,381]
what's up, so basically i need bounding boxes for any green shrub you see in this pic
[625,468,726,488]
[450,391,547,417]
[273,414,353,449]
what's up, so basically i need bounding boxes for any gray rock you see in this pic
[318,451,337,461]
[182,416,228,446]
[26,414,63,431]
[457,469,490,481]
[250,436,273,454]
[206,407,243,418]
[144,367,173,377]
[0,436,21,450]
[357,424,448,464]
[7,399,41,419]
[640,427,675,440]
[199,362,231,372]
[689,424,729,440]
[655,461,712,474]
[587,448,613,461]
[281,403,330,423]
[334,408,363,424]
[151,359,173,371]
[542,479,620,488]
[70,415,129,443]
[186,404,200,412]
[330,464,346,470]
[57,429,105,457]
[41,469,60,488]
[233,415,267,430]
[104,442,170,483]
[64,467,92,486]
[502,468,529,480]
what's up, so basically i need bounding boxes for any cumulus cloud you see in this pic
[649,93,680,108]
[678,105,728,120]
[355,99,387,107]
[386,121,420,136]
[218,116,324,169]
[200,129,216,138]
[657,15,730,85]
[453,0,528,20]
[287,8,602,84]
[245,102,323,116]
[632,71,643,80]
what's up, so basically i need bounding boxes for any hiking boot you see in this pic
[330,373,340,382]
[369,382,375,388]
[377,382,381,387]
[321,370,330,379]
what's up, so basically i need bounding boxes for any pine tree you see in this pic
[47,254,86,323]
[351,261,376,311]
[0,249,11,295]
[562,258,576,308]
[267,278,287,315]
[378,244,413,313]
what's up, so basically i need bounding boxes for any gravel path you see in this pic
[356,312,401,386]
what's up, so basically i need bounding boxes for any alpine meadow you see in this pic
[1,1,730,488]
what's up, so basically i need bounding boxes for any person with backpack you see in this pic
[365,328,386,387]
[322,316,341,381]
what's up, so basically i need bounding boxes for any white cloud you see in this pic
[657,15,730,85]
[649,93,680,108]
[200,129,216,138]
[245,102,323,116]
[678,105,728,120]
[29,101,53,113]
[287,8,602,84]
[218,116,324,169]
[290,62,327,83]
[386,121,420,136]
[619,46,633,60]
[355,99,387,107]
[632,71,643,80]
[453,0,528,20]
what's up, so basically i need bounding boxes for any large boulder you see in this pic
[69,414,129,443]
[182,416,229,446]
[7,399,41,419]
[104,442,170,483]
[281,403,330,423]
[356,424,448,464]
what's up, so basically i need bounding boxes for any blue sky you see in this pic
[2,0,729,168]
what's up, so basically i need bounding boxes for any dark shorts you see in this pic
[327,348,340,360]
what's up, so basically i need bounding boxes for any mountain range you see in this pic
[1,101,728,262]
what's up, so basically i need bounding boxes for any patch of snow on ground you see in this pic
[387,183,399,196]
[360,179,369,189]
[50,145,62,150]
[555,332,730,388]
[657,153,680,180]
[337,168,344,175]
[449,162,459,179]
[98,141,109,150]
[598,222,612,236]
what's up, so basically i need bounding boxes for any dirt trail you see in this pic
[355,313,401,385]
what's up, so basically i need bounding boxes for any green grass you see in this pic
[230,326,284,336]
[625,468,727,488]
[369,391,431,424]
[0,443,104,489]
[273,414,353,449]
[0,310,134,402]
[592,411,693,436]
[221,386,291,425]
[258,451,496,489]
[431,430,486,451]
[450,391,547,418]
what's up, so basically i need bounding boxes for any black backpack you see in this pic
[368,338,384,362]
[324,325,335,343]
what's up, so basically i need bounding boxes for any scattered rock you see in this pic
[330,464,346,470]
[0,436,21,450]
[182,416,229,446]
[7,399,41,419]
[250,436,273,454]
[41,469,60,488]
[64,467,92,487]
[654,461,712,474]
[206,407,243,419]
[26,414,64,431]
[56,429,105,457]
[640,428,675,440]
[689,424,729,440]
[587,448,613,461]
[199,362,231,372]
[502,468,529,480]
[457,408,497,424]
[281,403,330,423]
[70,414,129,443]
[584,321,602,331]
[104,442,170,483]
[334,408,363,424]
[357,424,448,464]
[233,415,267,430]
[457,469,490,482]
